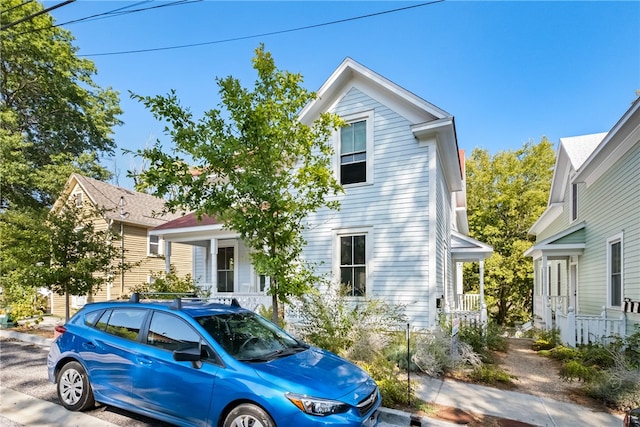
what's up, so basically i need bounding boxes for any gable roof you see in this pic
[298,57,462,192]
[57,174,184,228]
[574,96,640,187]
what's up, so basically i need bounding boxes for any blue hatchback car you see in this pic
[47,295,380,427]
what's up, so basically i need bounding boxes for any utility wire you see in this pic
[1,0,74,31]
[0,0,34,16]
[15,0,201,35]
[82,0,446,57]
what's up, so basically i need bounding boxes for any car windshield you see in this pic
[196,312,308,362]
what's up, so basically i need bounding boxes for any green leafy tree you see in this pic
[464,138,555,325]
[0,0,122,209]
[132,45,343,323]
[35,201,125,320]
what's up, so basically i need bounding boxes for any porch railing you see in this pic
[196,282,272,311]
[457,294,481,311]
[556,306,626,347]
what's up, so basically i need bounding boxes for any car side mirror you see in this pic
[173,344,203,369]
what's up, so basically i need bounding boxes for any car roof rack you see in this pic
[129,292,241,310]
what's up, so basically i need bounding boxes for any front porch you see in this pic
[526,223,626,346]
[446,231,492,326]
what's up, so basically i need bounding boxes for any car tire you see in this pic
[56,361,95,411]
[223,403,275,427]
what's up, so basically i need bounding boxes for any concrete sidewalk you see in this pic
[0,318,626,427]
[415,375,623,427]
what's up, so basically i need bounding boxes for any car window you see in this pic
[83,310,103,327]
[147,311,220,363]
[197,312,304,361]
[147,311,201,351]
[102,309,146,341]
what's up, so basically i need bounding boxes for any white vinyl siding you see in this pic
[303,87,434,328]
[577,142,640,315]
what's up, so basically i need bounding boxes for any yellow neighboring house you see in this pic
[48,173,193,317]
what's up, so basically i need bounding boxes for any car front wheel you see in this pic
[223,403,275,427]
[56,361,95,411]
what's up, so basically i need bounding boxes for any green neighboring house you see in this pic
[525,97,640,346]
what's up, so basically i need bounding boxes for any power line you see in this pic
[0,0,34,16]
[81,0,446,57]
[15,0,201,36]
[1,0,75,31]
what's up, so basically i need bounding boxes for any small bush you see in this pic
[586,367,640,411]
[559,360,598,382]
[532,328,560,351]
[412,329,482,377]
[457,321,507,363]
[357,356,413,407]
[128,266,206,299]
[468,365,516,386]
[548,345,582,362]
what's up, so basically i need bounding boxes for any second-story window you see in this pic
[340,120,367,185]
[149,235,160,256]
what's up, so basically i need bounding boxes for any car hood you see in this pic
[251,346,375,401]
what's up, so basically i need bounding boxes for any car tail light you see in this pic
[54,325,66,338]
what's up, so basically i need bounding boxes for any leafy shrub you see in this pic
[468,364,516,386]
[559,360,598,382]
[127,266,206,299]
[291,281,406,358]
[357,356,412,407]
[586,367,640,411]
[532,328,560,351]
[457,321,507,363]
[547,345,581,362]
[412,328,482,377]
[383,332,419,372]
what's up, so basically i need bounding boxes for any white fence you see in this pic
[555,307,626,347]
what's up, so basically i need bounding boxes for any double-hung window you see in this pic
[340,121,367,185]
[340,234,367,296]
[338,111,373,186]
[607,234,623,308]
[149,234,160,256]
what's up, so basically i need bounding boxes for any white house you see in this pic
[153,58,492,329]
[525,97,640,346]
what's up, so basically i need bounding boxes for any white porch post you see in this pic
[542,255,551,330]
[479,260,487,324]
[164,241,171,272]
[210,238,218,295]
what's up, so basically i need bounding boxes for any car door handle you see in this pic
[136,356,152,366]
[82,342,96,350]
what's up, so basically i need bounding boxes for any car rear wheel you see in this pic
[56,361,95,411]
[223,403,275,427]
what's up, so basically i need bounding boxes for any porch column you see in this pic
[542,255,550,329]
[479,260,487,324]
[210,238,218,294]
[164,240,171,272]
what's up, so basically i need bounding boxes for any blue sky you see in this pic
[47,1,640,188]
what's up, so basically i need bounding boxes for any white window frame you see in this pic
[570,182,578,222]
[148,234,162,256]
[73,192,83,207]
[607,233,623,308]
[336,110,374,187]
[216,239,238,293]
[334,227,373,298]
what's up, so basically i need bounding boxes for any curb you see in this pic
[378,407,461,427]
[0,329,53,347]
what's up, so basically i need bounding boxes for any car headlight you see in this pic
[285,392,349,416]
